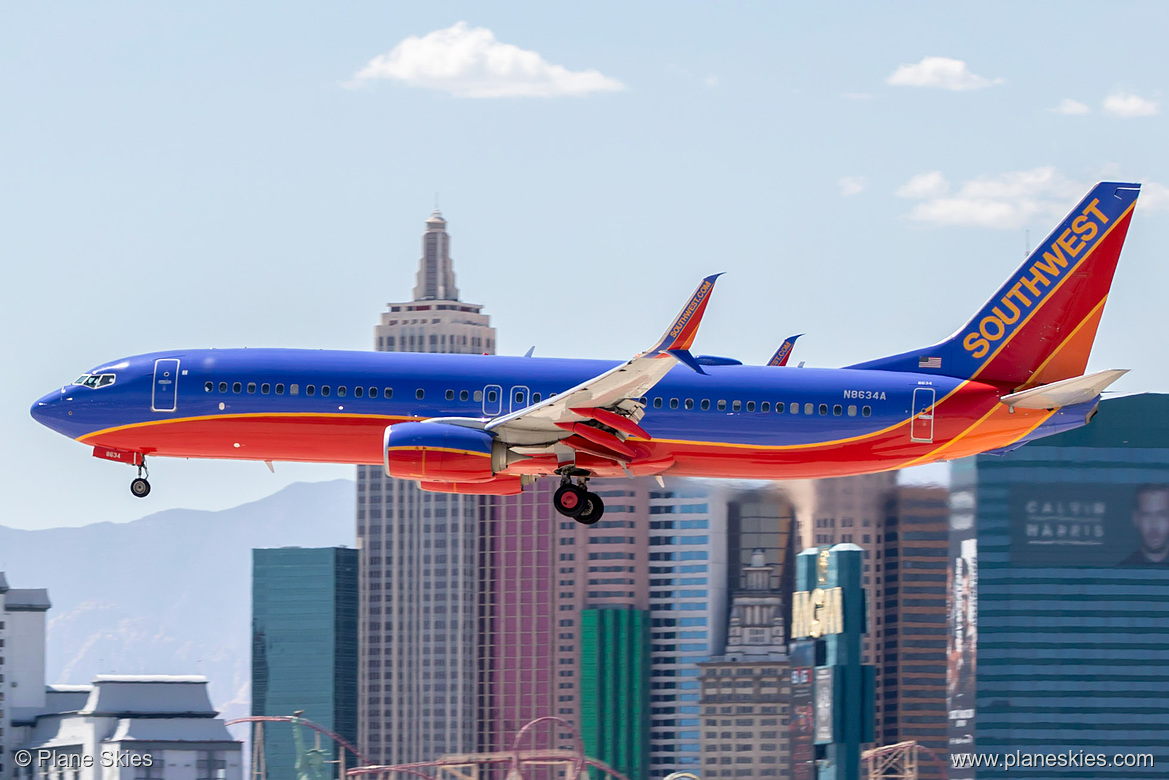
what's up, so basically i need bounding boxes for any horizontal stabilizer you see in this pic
[999,368,1128,409]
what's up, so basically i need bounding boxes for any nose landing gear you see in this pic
[130,461,151,498]
[553,470,604,525]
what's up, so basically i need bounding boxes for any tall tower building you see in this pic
[357,211,496,765]
[252,547,359,780]
[698,552,792,778]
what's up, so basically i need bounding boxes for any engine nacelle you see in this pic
[384,422,505,483]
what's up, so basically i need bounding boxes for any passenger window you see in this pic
[322,386,331,397]
[776,402,785,413]
[219,382,227,393]
[684,399,694,410]
[653,398,663,409]
[247,382,257,394]
[417,389,425,400]
[204,382,213,393]
[290,384,299,395]
[701,399,710,411]
[862,406,872,417]
[384,388,393,398]
[717,400,727,411]
[847,405,857,416]
[514,391,524,403]
[532,392,542,402]
[233,382,242,394]
[833,404,842,416]
[460,390,470,401]
[818,403,828,415]
[355,386,364,398]
[306,385,316,396]
[337,386,346,397]
[487,389,497,403]
[791,403,799,415]
[761,401,770,412]
[446,390,455,400]
[369,387,377,398]
[276,384,285,395]
[732,401,742,412]
[669,398,679,409]
[746,401,756,412]
[261,383,271,394]
[804,403,814,415]
[473,390,482,401]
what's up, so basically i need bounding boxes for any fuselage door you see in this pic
[911,387,936,443]
[482,384,503,417]
[152,358,180,412]
[509,385,530,413]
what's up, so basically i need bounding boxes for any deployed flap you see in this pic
[485,274,722,447]
[1000,368,1128,409]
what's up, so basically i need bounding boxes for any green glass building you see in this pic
[252,547,359,780]
[579,608,650,780]
[954,394,1169,778]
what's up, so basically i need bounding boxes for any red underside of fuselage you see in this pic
[80,397,1056,481]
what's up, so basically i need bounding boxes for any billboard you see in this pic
[789,665,815,780]
[948,486,977,778]
[813,666,836,743]
[1010,483,1169,567]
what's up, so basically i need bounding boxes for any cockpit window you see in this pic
[73,373,117,388]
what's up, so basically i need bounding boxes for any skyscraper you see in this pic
[357,211,497,765]
[952,394,1169,778]
[252,547,358,778]
[698,552,793,778]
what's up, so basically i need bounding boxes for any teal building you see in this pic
[252,547,359,779]
[956,394,1169,778]
[579,607,651,780]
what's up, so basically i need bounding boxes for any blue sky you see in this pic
[3,2,1167,529]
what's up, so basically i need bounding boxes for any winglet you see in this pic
[767,334,803,367]
[667,348,708,375]
[648,273,723,355]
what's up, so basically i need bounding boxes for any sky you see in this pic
[3,2,1168,530]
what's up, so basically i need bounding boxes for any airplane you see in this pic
[31,182,1140,524]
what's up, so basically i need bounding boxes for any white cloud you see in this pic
[886,56,1002,91]
[703,75,720,88]
[349,22,625,98]
[1102,92,1159,117]
[838,176,867,196]
[1054,98,1090,115]
[896,171,950,199]
[1140,182,1169,211]
[896,167,1084,229]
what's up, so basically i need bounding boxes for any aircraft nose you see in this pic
[30,388,72,432]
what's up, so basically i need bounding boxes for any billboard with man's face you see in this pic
[1010,483,1169,567]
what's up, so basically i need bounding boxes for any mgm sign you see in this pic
[791,544,874,780]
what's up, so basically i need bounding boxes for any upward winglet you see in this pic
[647,273,723,355]
[767,334,803,367]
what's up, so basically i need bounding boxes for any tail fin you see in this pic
[848,182,1140,388]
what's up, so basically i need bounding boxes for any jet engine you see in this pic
[384,422,509,483]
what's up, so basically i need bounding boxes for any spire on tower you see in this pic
[414,208,458,301]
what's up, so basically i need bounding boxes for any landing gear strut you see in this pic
[130,459,151,498]
[553,470,604,525]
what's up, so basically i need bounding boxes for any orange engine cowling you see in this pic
[384,422,502,483]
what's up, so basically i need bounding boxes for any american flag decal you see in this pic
[919,356,942,369]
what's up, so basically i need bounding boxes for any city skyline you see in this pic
[6,4,1168,529]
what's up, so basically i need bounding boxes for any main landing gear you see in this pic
[554,470,604,525]
[130,459,151,498]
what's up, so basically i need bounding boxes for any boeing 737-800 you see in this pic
[32,182,1140,524]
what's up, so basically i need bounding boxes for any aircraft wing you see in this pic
[484,274,721,449]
